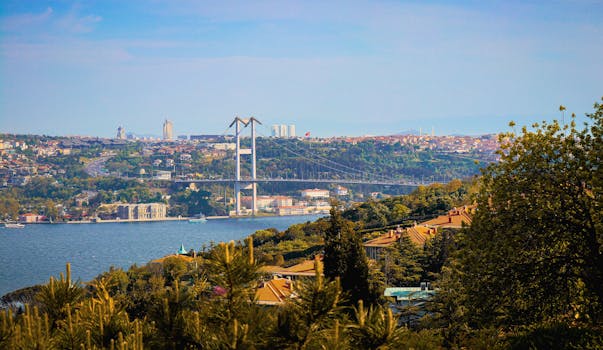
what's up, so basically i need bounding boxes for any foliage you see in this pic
[438,100,603,337]
[270,258,345,349]
[379,233,424,287]
[324,202,382,306]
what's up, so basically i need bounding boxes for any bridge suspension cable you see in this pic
[254,126,397,183]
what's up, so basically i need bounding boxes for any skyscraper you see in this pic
[116,126,126,139]
[288,124,296,138]
[163,119,173,140]
[271,124,279,137]
[279,124,288,138]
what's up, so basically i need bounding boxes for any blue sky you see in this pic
[1,0,602,137]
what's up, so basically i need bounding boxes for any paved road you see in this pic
[84,156,112,177]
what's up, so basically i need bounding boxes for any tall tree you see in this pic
[324,201,381,305]
[440,99,603,329]
[380,233,424,287]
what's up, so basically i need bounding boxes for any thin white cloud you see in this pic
[1,5,101,35]
[1,7,54,31]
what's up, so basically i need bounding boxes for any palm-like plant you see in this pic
[347,300,406,350]
[271,257,346,349]
[36,263,85,328]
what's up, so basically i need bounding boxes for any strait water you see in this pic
[0,215,321,296]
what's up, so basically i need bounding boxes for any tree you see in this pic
[324,201,381,305]
[439,99,603,330]
[379,233,423,287]
[270,258,345,349]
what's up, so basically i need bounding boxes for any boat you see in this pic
[4,223,25,229]
[188,214,207,223]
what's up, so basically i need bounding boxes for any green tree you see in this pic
[440,99,603,330]
[270,258,345,349]
[380,233,424,287]
[324,201,381,306]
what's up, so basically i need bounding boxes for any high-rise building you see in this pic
[116,126,126,140]
[279,124,288,138]
[288,124,296,138]
[271,125,280,137]
[163,119,174,140]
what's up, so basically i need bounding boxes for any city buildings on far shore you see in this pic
[271,124,296,138]
[163,119,174,140]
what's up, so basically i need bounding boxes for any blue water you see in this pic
[0,216,321,296]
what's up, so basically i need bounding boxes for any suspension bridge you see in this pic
[175,117,437,215]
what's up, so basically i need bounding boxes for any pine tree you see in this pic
[323,201,381,306]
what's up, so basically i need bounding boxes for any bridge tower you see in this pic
[229,116,261,216]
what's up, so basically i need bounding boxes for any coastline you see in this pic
[12,212,326,225]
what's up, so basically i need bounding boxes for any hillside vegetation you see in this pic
[1,100,602,349]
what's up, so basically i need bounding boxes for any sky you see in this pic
[1,0,602,138]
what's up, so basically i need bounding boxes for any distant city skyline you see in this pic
[1,1,602,138]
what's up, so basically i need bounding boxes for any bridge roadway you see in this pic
[174,178,432,187]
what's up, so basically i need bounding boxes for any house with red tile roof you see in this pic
[255,276,296,305]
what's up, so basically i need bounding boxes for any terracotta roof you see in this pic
[406,225,436,246]
[256,277,295,305]
[364,231,402,248]
[420,205,474,229]
[260,256,322,277]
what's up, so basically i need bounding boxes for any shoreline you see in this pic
[11,212,325,225]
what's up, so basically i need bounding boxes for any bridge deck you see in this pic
[174,178,433,186]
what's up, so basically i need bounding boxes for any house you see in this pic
[363,224,438,260]
[364,228,404,260]
[255,276,296,306]
[420,205,475,229]
[405,224,437,247]
[301,188,330,199]
[261,256,323,280]
[19,213,46,223]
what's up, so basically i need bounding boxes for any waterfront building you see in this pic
[163,119,174,140]
[117,203,167,220]
[18,213,46,223]
[241,195,293,210]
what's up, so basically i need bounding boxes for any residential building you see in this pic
[279,124,288,138]
[241,195,293,210]
[18,213,46,223]
[261,256,322,280]
[301,188,330,199]
[255,276,295,306]
[364,227,404,260]
[288,124,296,138]
[154,170,172,180]
[421,205,475,229]
[335,185,348,196]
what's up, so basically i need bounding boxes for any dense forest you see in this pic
[1,100,602,349]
